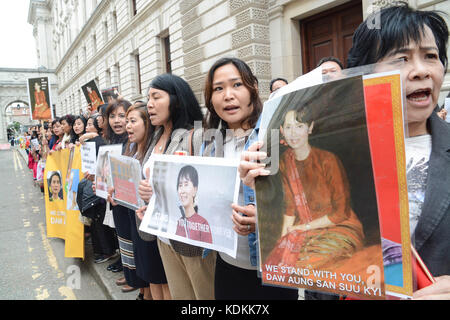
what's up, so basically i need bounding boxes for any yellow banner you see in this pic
[44,147,85,259]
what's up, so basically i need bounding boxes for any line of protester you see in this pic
[21,3,449,300]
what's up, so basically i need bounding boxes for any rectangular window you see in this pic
[106,69,111,87]
[103,20,109,43]
[83,46,87,64]
[162,35,172,73]
[112,11,118,34]
[131,0,137,16]
[135,53,142,95]
[92,34,97,54]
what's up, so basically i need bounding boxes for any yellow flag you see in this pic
[44,150,67,239]
[64,146,85,259]
[44,147,85,259]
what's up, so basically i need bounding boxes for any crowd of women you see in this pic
[22,3,449,300]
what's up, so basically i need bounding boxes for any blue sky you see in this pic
[0,0,38,68]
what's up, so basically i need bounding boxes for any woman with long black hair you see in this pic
[137,73,211,300]
[104,99,149,298]
[202,57,298,300]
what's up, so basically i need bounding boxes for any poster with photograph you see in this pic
[101,85,120,104]
[139,154,240,257]
[27,77,53,120]
[81,79,104,111]
[95,144,123,199]
[81,142,97,175]
[109,154,144,211]
[30,138,40,150]
[256,76,385,299]
[363,71,412,298]
[47,170,64,203]
[444,98,450,123]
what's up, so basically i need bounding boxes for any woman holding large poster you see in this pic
[264,110,364,270]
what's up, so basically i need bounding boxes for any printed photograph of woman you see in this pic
[28,78,52,120]
[87,86,103,110]
[175,165,213,244]
[82,80,104,112]
[48,171,63,202]
[256,76,385,297]
[264,109,364,270]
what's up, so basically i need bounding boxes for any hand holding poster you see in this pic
[95,144,123,199]
[81,142,97,175]
[139,154,240,257]
[109,154,144,211]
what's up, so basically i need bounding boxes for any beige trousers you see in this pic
[157,239,216,300]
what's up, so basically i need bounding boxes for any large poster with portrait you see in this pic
[27,77,53,120]
[139,155,240,257]
[81,79,104,112]
[44,148,85,259]
[256,76,386,299]
[44,151,67,239]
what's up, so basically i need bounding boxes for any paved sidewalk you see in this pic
[16,146,138,300]
[84,246,138,300]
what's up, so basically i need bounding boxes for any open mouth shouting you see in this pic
[223,105,240,114]
[406,88,432,108]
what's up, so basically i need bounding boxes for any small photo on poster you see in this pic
[95,144,123,199]
[109,154,144,211]
[139,154,240,257]
[27,77,53,120]
[81,80,104,112]
[66,169,80,210]
[47,170,64,202]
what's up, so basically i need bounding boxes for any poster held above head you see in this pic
[27,77,54,121]
[139,154,240,258]
[101,85,120,104]
[81,80,104,112]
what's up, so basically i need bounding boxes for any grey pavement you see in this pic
[8,146,138,300]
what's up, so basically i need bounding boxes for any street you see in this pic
[0,147,108,300]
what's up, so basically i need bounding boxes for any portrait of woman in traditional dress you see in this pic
[87,86,102,111]
[32,81,52,120]
[263,109,365,270]
[175,165,213,244]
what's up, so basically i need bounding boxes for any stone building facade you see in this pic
[28,0,450,117]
